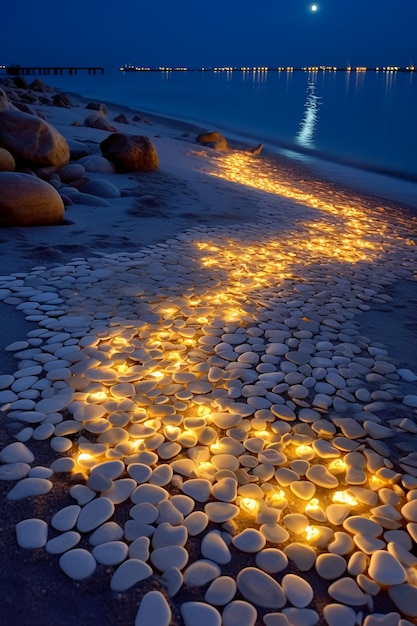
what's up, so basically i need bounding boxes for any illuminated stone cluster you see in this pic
[1,152,417,624]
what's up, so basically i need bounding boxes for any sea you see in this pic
[4,67,417,207]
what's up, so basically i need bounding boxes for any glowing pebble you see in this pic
[290,481,316,500]
[236,567,286,608]
[368,550,406,585]
[59,548,97,580]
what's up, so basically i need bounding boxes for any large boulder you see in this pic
[100,133,159,172]
[0,108,70,167]
[0,172,65,226]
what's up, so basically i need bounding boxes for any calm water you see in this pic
[44,69,417,182]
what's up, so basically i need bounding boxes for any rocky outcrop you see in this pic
[0,88,18,112]
[0,108,70,167]
[100,133,159,172]
[0,148,15,172]
[84,112,118,132]
[0,172,65,226]
[114,113,129,124]
[77,155,116,173]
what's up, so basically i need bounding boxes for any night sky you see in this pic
[2,0,416,70]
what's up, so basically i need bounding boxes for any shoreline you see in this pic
[1,79,417,625]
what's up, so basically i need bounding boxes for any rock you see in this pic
[0,109,69,167]
[388,584,417,617]
[0,147,15,171]
[0,172,65,226]
[196,131,230,151]
[86,101,108,114]
[56,163,86,184]
[84,112,118,132]
[52,93,73,108]
[59,548,97,580]
[29,78,46,92]
[66,138,90,160]
[77,154,116,173]
[181,602,221,626]
[100,133,159,172]
[236,567,286,608]
[79,179,121,198]
[135,591,171,626]
[368,550,407,585]
[114,113,129,124]
[16,518,48,548]
[281,574,314,608]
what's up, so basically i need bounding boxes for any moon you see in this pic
[311,4,318,11]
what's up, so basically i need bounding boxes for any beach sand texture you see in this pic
[1,79,417,626]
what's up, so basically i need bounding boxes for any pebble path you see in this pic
[2,151,417,626]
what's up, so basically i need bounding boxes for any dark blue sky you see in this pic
[2,0,416,70]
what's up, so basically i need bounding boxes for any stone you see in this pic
[315,553,347,579]
[222,601,257,626]
[232,528,266,553]
[0,108,69,166]
[151,546,189,571]
[77,497,115,532]
[205,576,237,605]
[0,147,15,171]
[84,112,117,132]
[368,550,407,585]
[388,584,417,617]
[255,548,288,573]
[16,518,48,548]
[201,531,231,564]
[323,604,357,626]
[236,567,286,608]
[77,154,116,173]
[181,602,222,626]
[328,577,369,605]
[135,591,171,626]
[196,131,230,151]
[0,172,65,226]
[110,559,153,591]
[45,531,81,554]
[79,179,121,198]
[282,574,313,608]
[183,560,221,586]
[59,548,97,580]
[0,441,34,463]
[100,133,159,172]
[7,477,53,500]
[92,540,129,565]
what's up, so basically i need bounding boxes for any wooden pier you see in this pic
[6,66,104,76]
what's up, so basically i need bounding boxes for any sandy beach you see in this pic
[1,80,417,626]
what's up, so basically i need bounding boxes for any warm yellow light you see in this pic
[295,445,315,459]
[78,453,92,462]
[332,491,358,506]
[305,498,320,512]
[370,475,386,490]
[240,498,259,515]
[268,490,286,506]
[305,525,320,541]
[328,459,347,472]
[151,371,164,380]
[89,391,107,401]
